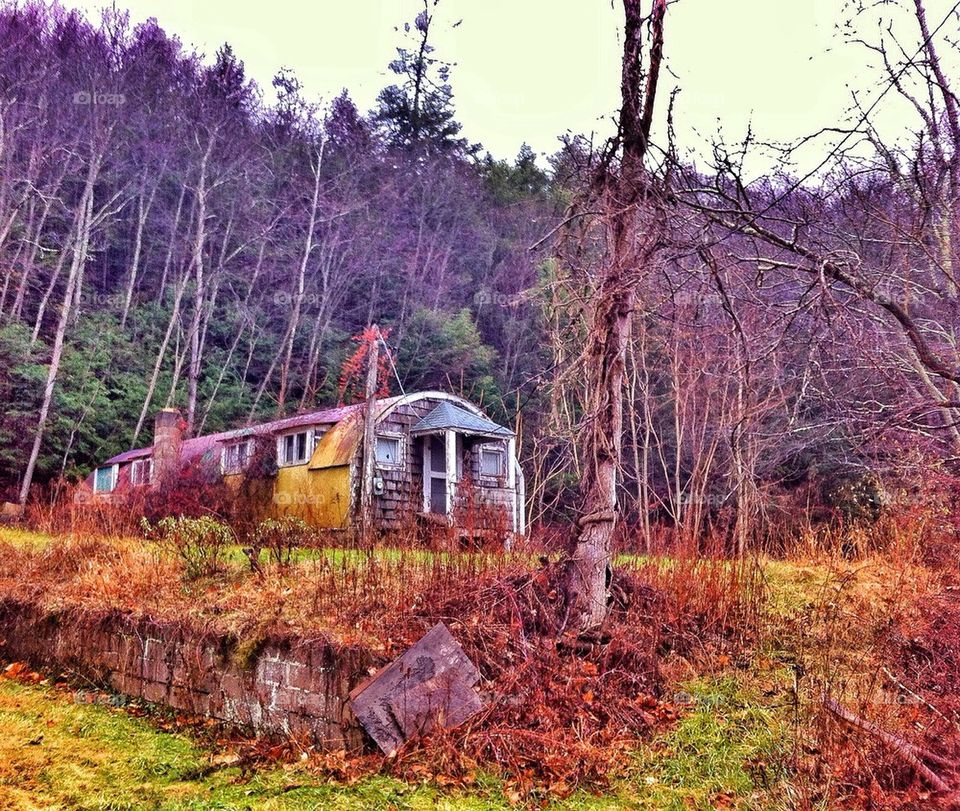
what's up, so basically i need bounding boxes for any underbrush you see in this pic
[2,511,958,806]
[0,521,765,799]
[757,548,959,809]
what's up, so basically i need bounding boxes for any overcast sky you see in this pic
[72,0,959,173]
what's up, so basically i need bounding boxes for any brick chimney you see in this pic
[152,408,183,486]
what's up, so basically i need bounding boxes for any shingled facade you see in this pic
[83,391,525,535]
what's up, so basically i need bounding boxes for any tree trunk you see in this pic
[278,144,325,411]
[120,169,161,327]
[359,326,380,545]
[185,140,213,435]
[562,0,667,633]
[18,155,101,503]
[132,265,191,443]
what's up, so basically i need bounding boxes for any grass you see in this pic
[0,529,527,651]
[0,672,796,810]
[757,559,835,618]
[626,674,792,810]
[0,525,58,550]
[0,677,517,810]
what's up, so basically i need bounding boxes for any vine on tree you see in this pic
[337,326,394,404]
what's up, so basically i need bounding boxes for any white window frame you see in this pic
[221,439,254,475]
[375,432,404,470]
[479,445,506,480]
[129,458,153,487]
[93,464,119,493]
[276,428,316,468]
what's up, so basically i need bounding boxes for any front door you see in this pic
[425,434,449,515]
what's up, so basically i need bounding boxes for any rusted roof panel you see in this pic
[309,412,364,470]
[102,396,408,468]
[99,447,152,465]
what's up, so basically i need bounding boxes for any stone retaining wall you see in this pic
[0,599,375,748]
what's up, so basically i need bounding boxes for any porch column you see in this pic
[507,435,517,534]
[445,429,457,518]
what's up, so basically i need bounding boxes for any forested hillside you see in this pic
[0,3,557,502]
[1,1,958,547]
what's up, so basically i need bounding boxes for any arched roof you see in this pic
[309,391,505,470]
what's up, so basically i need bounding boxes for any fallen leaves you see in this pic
[2,661,42,683]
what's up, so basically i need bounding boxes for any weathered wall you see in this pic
[373,398,515,530]
[0,600,375,748]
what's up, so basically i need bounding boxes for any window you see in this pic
[130,458,152,486]
[93,465,117,493]
[221,440,254,475]
[480,447,505,478]
[375,435,403,468]
[278,430,311,467]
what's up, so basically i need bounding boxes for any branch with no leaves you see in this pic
[823,696,955,794]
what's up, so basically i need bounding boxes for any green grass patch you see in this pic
[221,544,529,571]
[0,678,515,810]
[621,674,792,810]
[758,559,834,618]
[0,525,59,549]
[0,671,795,810]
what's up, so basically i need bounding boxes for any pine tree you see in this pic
[374,0,467,153]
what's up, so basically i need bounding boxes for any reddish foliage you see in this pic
[451,473,512,551]
[372,561,745,796]
[139,459,236,524]
[812,587,960,808]
[337,326,394,405]
[891,590,960,759]
[25,479,149,537]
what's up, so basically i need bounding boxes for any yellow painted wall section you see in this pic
[222,416,361,529]
[224,465,352,529]
[272,463,352,528]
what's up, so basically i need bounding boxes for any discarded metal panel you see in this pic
[349,622,484,755]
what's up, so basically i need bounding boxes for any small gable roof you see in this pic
[411,401,512,439]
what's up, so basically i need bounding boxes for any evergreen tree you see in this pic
[373,0,467,153]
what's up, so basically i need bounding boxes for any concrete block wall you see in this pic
[0,600,374,748]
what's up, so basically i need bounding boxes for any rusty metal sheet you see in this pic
[308,412,364,470]
[348,623,483,756]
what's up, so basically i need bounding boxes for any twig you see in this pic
[823,696,953,793]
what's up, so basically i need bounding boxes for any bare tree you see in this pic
[561,0,668,633]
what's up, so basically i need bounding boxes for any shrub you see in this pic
[139,460,236,524]
[246,516,314,569]
[141,515,233,580]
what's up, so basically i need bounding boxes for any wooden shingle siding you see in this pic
[369,397,513,531]
[370,398,435,528]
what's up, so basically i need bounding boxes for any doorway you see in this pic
[424,434,448,515]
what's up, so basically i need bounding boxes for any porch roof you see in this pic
[411,402,513,440]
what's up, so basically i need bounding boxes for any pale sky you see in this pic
[72,0,960,174]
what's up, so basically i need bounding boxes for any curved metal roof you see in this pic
[99,392,508,474]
